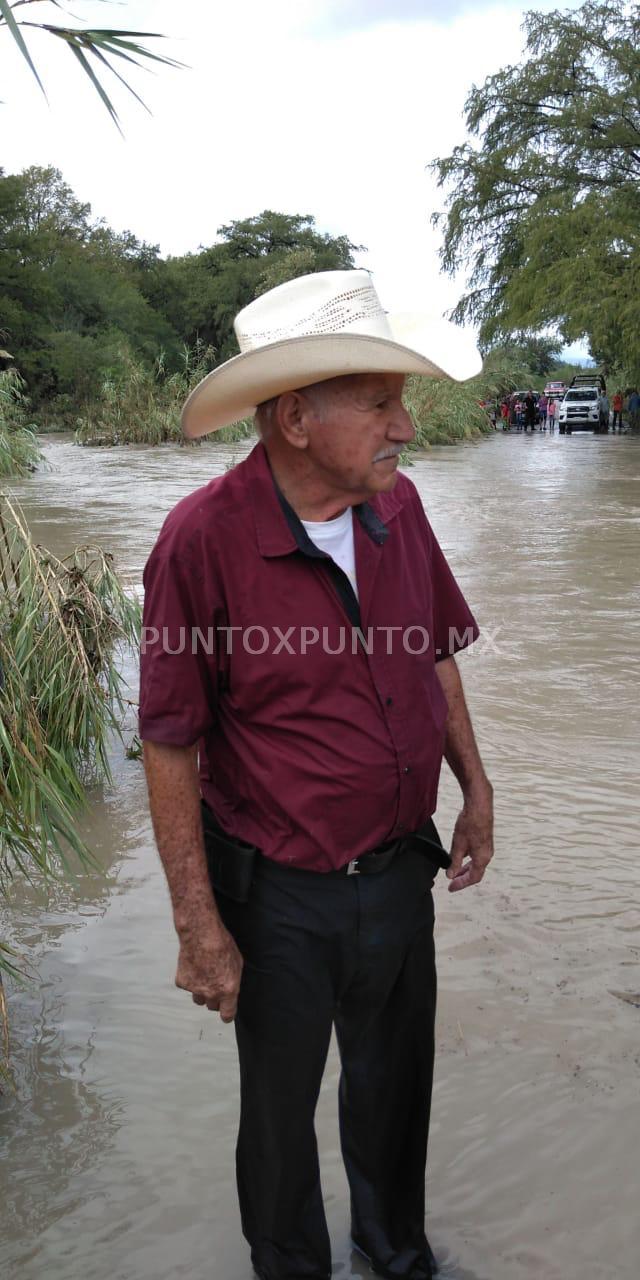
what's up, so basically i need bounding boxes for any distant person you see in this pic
[501,398,510,430]
[548,397,558,432]
[612,390,624,432]
[524,390,536,432]
[538,393,548,430]
[599,391,610,433]
[509,394,519,430]
[628,389,640,432]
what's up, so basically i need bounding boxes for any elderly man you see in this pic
[140,271,493,1280]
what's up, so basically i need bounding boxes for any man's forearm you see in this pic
[436,656,491,797]
[143,740,243,1019]
[143,740,222,937]
[436,656,494,891]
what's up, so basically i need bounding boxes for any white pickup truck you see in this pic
[558,386,606,433]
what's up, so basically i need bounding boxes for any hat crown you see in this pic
[234,270,393,353]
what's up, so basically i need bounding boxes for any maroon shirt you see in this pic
[139,442,478,871]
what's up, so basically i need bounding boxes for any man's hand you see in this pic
[446,784,494,893]
[175,923,244,1023]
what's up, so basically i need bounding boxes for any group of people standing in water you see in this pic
[497,387,639,433]
[499,391,552,432]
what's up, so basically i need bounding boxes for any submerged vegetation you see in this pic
[406,378,491,448]
[71,335,539,450]
[73,345,255,447]
[72,342,565,451]
[0,495,140,986]
[72,351,505,450]
[0,369,41,477]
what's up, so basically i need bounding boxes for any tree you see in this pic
[217,211,360,267]
[0,166,181,402]
[431,0,640,378]
[0,0,181,128]
[486,334,562,377]
[149,211,362,361]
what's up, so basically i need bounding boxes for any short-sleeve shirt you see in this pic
[139,442,479,871]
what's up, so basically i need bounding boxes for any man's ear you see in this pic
[275,391,312,450]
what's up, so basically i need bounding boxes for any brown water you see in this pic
[1,432,639,1280]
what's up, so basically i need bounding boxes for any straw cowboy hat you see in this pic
[181,269,482,439]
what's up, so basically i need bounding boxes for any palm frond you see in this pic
[0,2,184,126]
[0,0,45,95]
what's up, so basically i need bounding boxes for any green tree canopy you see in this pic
[486,333,562,377]
[0,166,179,401]
[137,209,362,361]
[0,169,363,411]
[431,0,640,379]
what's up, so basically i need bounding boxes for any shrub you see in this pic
[74,343,255,447]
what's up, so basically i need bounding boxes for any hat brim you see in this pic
[181,314,483,439]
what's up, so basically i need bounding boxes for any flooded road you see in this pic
[2,431,639,1280]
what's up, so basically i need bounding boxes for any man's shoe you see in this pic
[351,1237,437,1278]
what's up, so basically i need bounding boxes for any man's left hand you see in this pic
[446,784,494,893]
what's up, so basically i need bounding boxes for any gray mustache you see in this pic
[373,446,403,462]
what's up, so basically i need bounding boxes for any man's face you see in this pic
[300,372,415,500]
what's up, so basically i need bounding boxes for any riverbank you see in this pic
[1,431,639,1280]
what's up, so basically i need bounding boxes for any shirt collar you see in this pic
[246,441,389,559]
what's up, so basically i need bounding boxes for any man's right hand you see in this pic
[175,924,244,1023]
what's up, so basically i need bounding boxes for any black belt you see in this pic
[202,802,451,901]
[341,821,451,876]
[343,840,400,876]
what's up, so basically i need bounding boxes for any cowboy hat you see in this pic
[181,269,482,439]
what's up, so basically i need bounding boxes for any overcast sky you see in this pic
[2,0,582,341]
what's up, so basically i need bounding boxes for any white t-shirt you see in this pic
[301,507,359,601]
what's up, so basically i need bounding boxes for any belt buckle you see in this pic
[346,857,360,876]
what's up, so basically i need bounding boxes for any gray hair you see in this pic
[254,377,354,437]
[254,395,279,437]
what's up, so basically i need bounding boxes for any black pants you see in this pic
[216,841,440,1280]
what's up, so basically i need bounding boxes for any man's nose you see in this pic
[388,403,416,443]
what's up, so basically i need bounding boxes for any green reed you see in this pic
[0,495,140,985]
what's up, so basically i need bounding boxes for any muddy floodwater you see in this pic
[1,431,639,1280]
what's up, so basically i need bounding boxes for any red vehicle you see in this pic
[544,380,567,398]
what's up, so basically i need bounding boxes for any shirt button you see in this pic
[403,765,411,775]
[386,697,393,707]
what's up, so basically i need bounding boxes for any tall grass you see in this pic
[404,351,527,448]
[0,495,140,990]
[0,368,41,477]
[74,345,255,447]
[404,377,491,447]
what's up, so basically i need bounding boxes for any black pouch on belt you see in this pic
[201,801,258,903]
[407,818,453,872]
